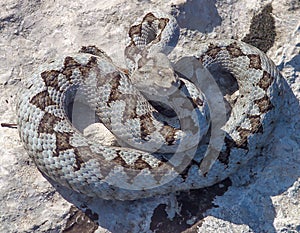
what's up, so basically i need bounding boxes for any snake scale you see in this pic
[17,11,285,200]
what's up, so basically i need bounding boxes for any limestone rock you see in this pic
[0,0,299,232]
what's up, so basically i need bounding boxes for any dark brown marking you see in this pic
[107,74,122,105]
[204,44,222,59]
[143,13,169,31]
[134,156,152,170]
[112,152,166,184]
[73,148,85,171]
[62,56,82,79]
[248,115,263,134]
[64,56,80,67]
[143,13,157,25]
[38,112,62,135]
[62,56,99,81]
[227,135,247,149]
[236,137,249,149]
[126,13,170,71]
[236,114,264,146]
[217,135,248,165]
[97,70,119,87]
[193,97,204,107]
[140,113,156,140]
[248,54,262,69]
[112,154,131,169]
[112,154,152,170]
[258,71,274,91]
[128,13,169,47]
[104,154,166,183]
[159,125,177,145]
[79,45,107,57]
[40,56,100,92]
[128,24,143,39]
[29,90,56,110]
[226,42,245,57]
[79,56,98,78]
[254,95,274,113]
[41,70,60,89]
[235,126,251,146]
[55,132,73,156]
[122,95,138,122]
[158,18,169,30]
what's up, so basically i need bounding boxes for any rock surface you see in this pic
[0,0,299,232]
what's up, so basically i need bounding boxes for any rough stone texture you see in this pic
[0,0,299,232]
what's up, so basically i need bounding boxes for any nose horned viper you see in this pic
[16,11,285,200]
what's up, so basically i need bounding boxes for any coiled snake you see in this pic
[17,11,285,200]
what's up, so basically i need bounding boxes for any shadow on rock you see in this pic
[171,0,222,33]
[200,77,300,232]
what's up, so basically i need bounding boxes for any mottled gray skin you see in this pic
[16,11,285,200]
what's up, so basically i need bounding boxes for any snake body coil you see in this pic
[17,12,285,200]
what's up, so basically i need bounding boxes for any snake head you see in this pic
[125,11,180,72]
